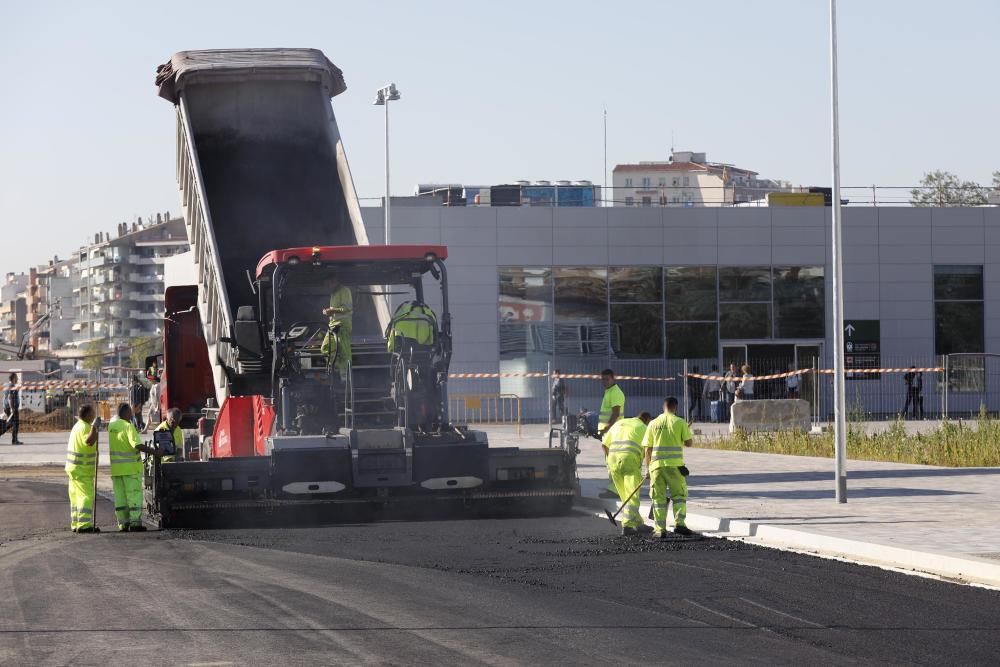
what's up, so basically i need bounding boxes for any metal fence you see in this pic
[446,353,1000,425]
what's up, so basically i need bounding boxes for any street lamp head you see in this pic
[386,83,400,101]
[373,90,386,106]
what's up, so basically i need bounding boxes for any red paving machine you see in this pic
[144,49,577,528]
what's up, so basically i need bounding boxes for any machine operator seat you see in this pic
[233,305,266,374]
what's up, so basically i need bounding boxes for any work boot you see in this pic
[620,526,637,537]
[673,525,695,536]
[655,530,669,540]
[117,525,130,533]
[77,526,101,534]
[599,490,619,500]
[635,524,654,535]
[129,525,147,532]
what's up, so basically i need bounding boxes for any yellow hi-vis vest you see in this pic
[642,412,691,471]
[387,301,437,352]
[598,384,625,432]
[107,416,143,476]
[321,285,353,366]
[155,421,184,461]
[601,417,647,461]
[65,418,97,476]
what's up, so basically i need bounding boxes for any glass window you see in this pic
[934,265,983,300]
[641,196,652,207]
[500,322,553,359]
[720,303,771,339]
[719,267,771,302]
[773,266,825,338]
[665,267,717,321]
[935,302,984,355]
[611,304,663,358]
[554,322,610,357]
[666,322,718,359]
[624,178,633,187]
[625,197,634,206]
[641,177,651,188]
[554,268,607,322]
[610,267,662,303]
[499,267,551,323]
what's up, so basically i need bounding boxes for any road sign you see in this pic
[844,319,880,380]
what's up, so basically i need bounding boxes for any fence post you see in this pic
[683,358,689,421]
[546,360,552,426]
[943,355,949,420]
[813,356,819,427]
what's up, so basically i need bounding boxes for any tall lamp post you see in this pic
[830,0,848,502]
[373,83,401,246]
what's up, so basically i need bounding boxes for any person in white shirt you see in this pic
[738,364,754,400]
[144,377,162,434]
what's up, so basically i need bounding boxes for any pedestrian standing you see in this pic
[902,366,925,419]
[65,404,100,533]
[703,364,721,420]
[107,403,154,532]
[597,369,625,500]
[3,373,23,445]
[642,397,694,537]
[128,376,148,431]
[686,367,704,422]
[550,369,567,423]
[723,363,738,420]
[785,365,801,399]
[602,412,653,536]
[738,364,755,400]
[144,376,162,434]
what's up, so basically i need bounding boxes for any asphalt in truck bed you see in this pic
[1,476,998,666]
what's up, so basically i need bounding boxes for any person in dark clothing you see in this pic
[687,366,704,422]
[128,376,149,430]
[550,369,567,423]
[902,366,924,419]
[2,373,22,444]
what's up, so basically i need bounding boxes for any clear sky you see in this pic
[0,0,997,272]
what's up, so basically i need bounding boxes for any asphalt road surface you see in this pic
[1,476,999,666]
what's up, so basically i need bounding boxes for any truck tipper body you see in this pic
[144,49,578,528]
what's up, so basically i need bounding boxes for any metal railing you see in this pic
[446,353,1000,425]
[175,96,234,405]
[448,393,522,436]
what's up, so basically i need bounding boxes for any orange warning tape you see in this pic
[14,382,128,391]
[448,372,677,382]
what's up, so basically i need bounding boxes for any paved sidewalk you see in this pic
[489,423,1000,587]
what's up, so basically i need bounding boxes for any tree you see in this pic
[910,170,988,207]
[129,335,162,371]
[993,171,1000,190]
[81,338,109,372]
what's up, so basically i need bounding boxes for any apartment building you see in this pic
[0,273,29,346]
[612,150,787,207]
[70,215,187,348]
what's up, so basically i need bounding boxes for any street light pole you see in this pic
[830,0,848,503]
[373,84,401,246]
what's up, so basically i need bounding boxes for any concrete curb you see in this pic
[575,495,1000,588]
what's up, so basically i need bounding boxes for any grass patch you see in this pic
[697,408,1000,467]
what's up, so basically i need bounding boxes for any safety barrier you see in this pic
[448,393,522,437]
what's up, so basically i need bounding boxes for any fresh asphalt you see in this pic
[1,477,999,666]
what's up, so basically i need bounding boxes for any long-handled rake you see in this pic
[603,473,649,526]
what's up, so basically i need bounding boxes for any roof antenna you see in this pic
[670,129,675,160]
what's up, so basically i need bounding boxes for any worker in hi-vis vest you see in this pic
[597,369,625,499]
[65,404,100,533]
[642,396,695,538]
[321,278,353,373]
[387,301,437,352]
[602,412,653,536]
[107,403,155,532]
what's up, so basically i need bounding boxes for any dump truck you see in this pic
[144,48,577,528]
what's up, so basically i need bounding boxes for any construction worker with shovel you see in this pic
[108,403,155,532]
[602,411,654,536]
[643,396,695,538]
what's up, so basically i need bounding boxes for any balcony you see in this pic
[127,255,156,266]
[128,310,162,320]
[127,273,162,284]
[127,292,164,302]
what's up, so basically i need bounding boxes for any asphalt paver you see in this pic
[2,477,999,666]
